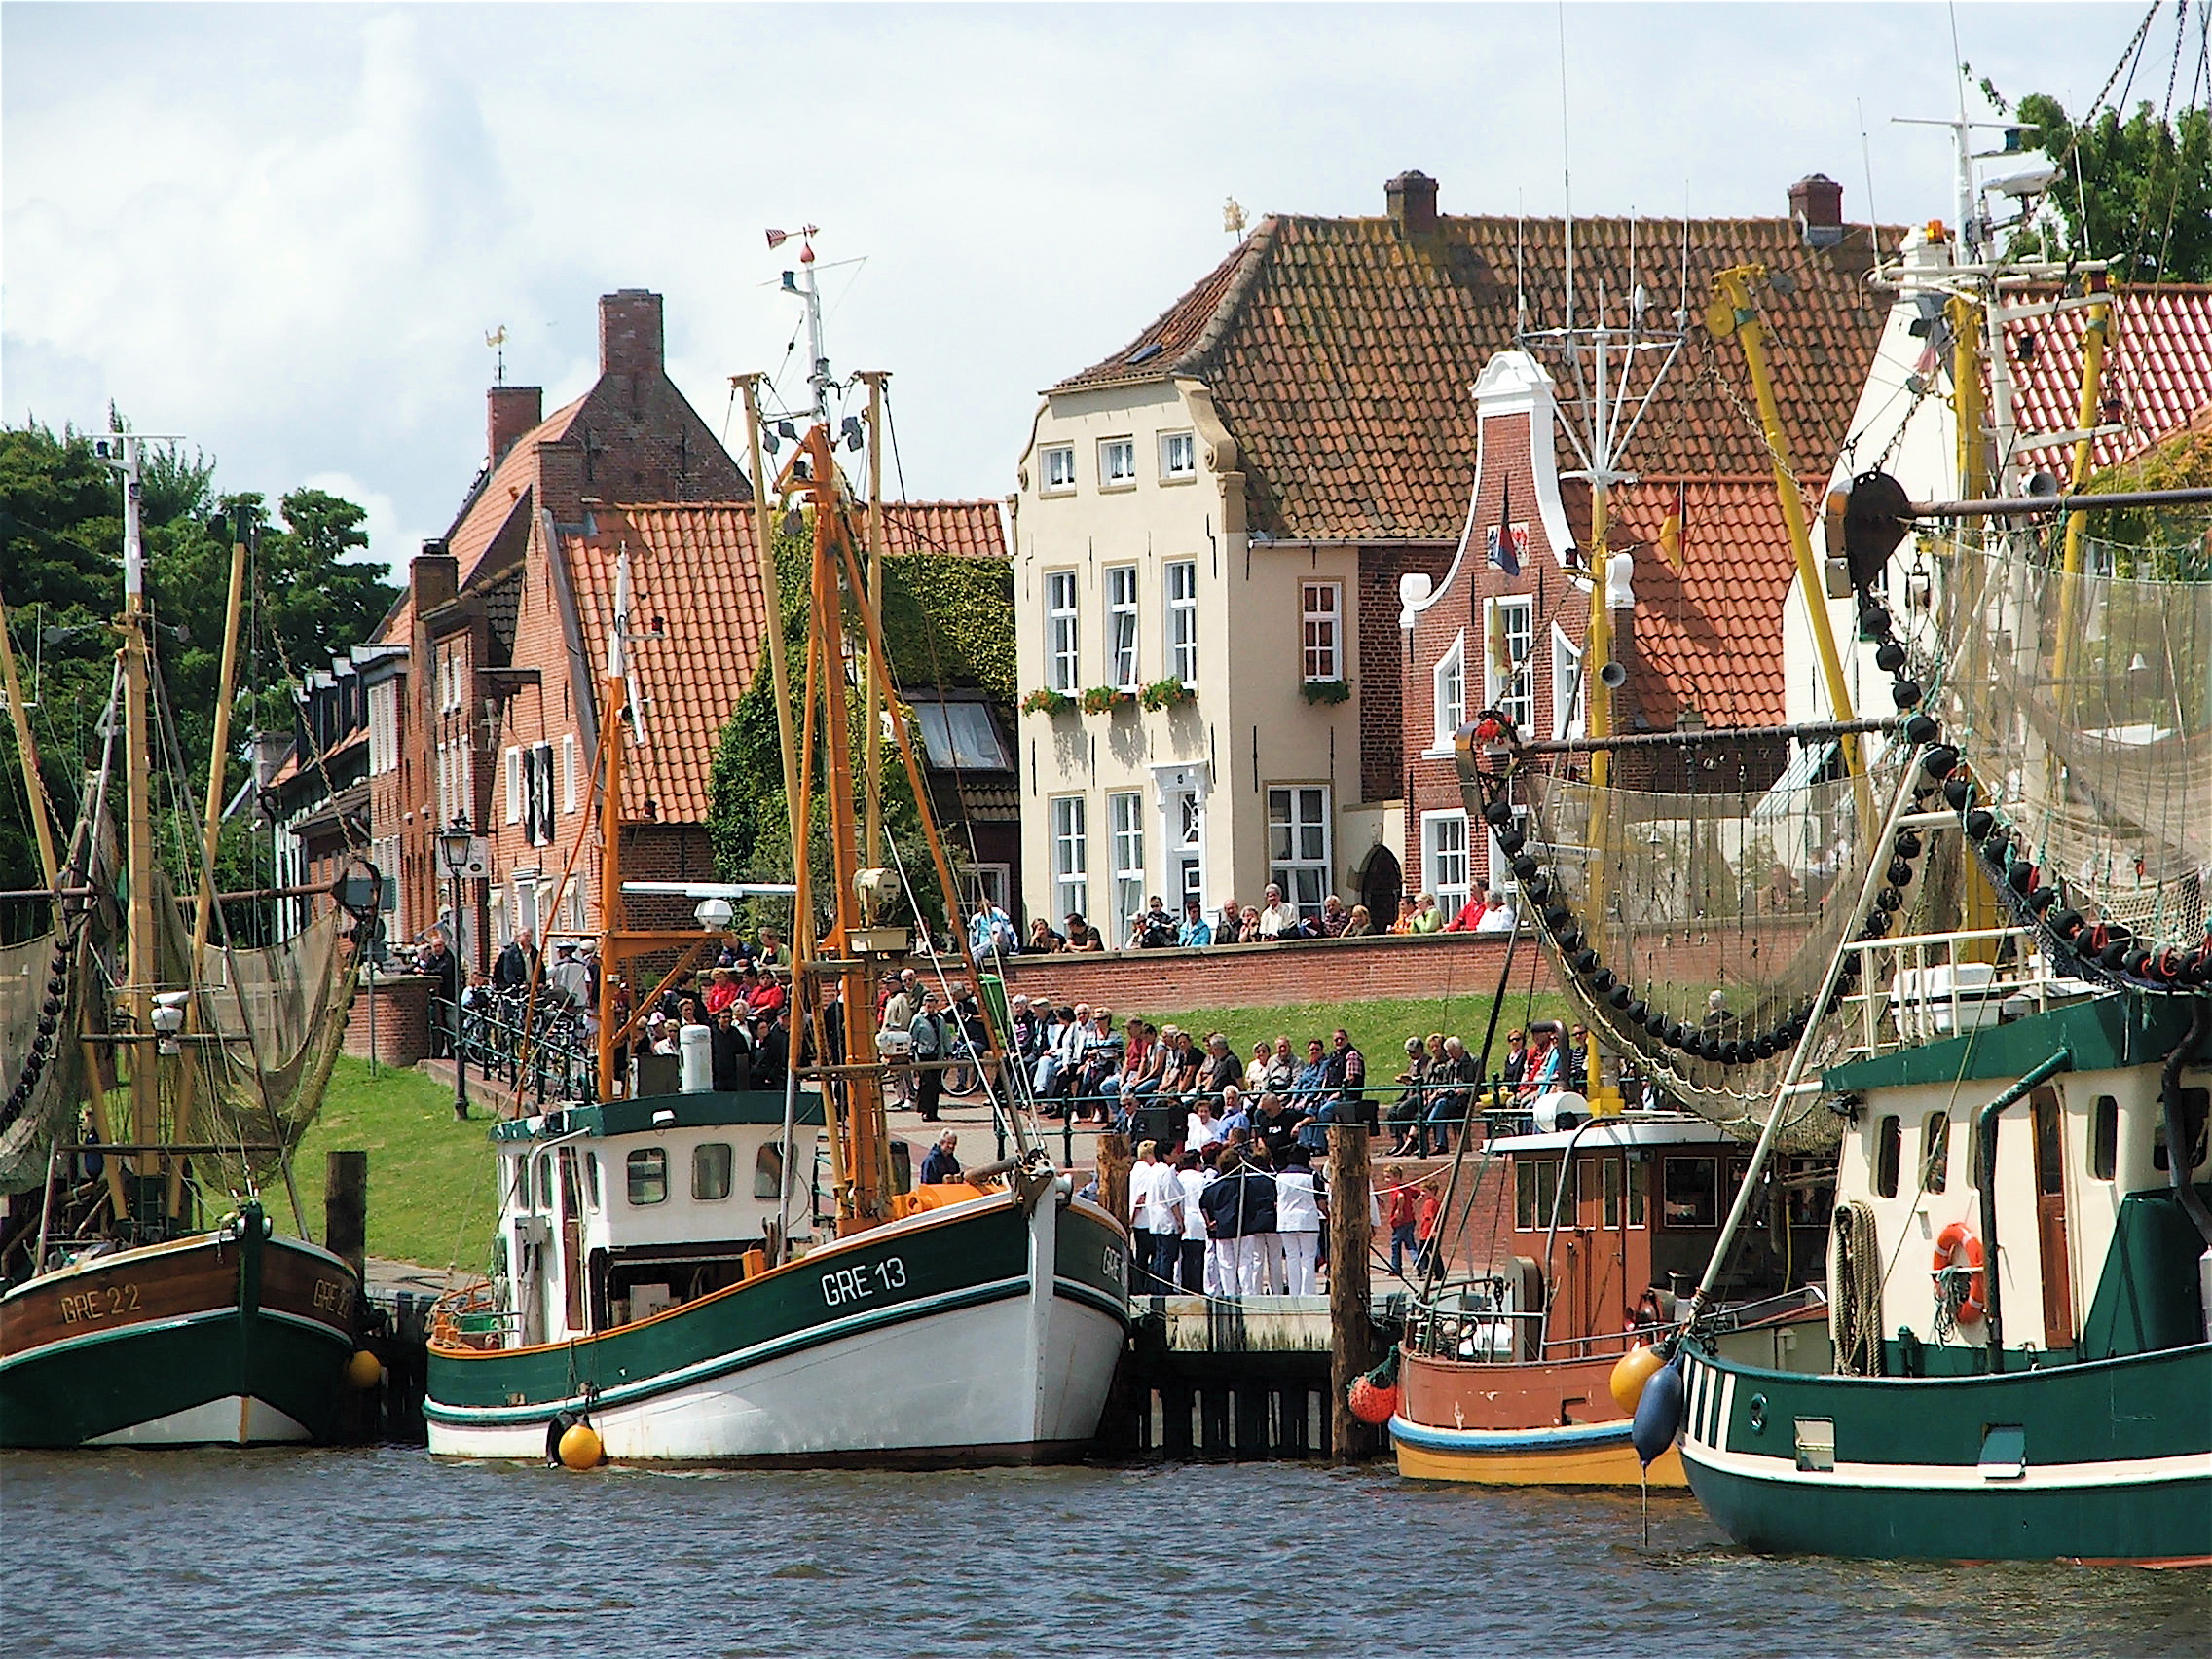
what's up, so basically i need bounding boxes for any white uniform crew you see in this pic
[1274,1154,1325,1295]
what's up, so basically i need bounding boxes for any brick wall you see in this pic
[1355,543,1454,804]
[344,973,434,1066]
[997,930,1554,1011]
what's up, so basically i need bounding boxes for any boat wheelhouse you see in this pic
[1392,1109,1828,1486]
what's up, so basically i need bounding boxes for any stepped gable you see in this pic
[2002,283,2212,471]
[1058,209,1896,541]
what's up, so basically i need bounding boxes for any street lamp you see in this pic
[438,816,474,1121]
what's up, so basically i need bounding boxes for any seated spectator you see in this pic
[1177,898,1213,947]
[1317,894,1351,938]
[1264,1036,1298,1095]
[1765,861,1800,911]
[702,967,741,1015]
[1472,889,1517,935]
[1031,1003,1085,1107]
[1327,1027,1372,1130]
[920,1130,963,1185]
[747,967,787,1022]
[1253,1092,1302,1164]
[1187,1094,1226,1153]
[969,899,1017,961]
[1123,1021,1172,1099]
[1566,1023,1590,1085]
[1133,896,1176,949]
[750,1006,791,1089]
[1426,1035,1480,1152]
[1237,905,1265,943]
[1442,891,1492,933]
[1256,883,1298,939]
[1243,1039,1272,1094]
[1075,1008,1124,1120]
[1292,1038,1331,1106]
[1520,1025,1565,1098]
[754,926,786,969]
[1010,994,1042,1061]
[1389,895,1419,935]
[1071,916,1106,952]
[1217,1084,1250,1136]
[1502,1027,1530,1087]
[1214,900,1244,945]
[1387,1037,1427,1156]
[1198,1031,1242,1098]
[1408,891,1444,934]
[646,1013,678,1056]
[1342,903,1375,938]
[1027,917,1066,953]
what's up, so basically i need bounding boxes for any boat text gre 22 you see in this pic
[56,1284,142,1324]
[822,1257,907,1308]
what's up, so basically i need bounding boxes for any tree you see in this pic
[1983,82,2212,281]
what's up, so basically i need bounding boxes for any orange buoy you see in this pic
[1609,1342,1666,1414]
[345,1349,384,1390]
[1347,1374,1399,1425]
[557,1420,605,1470]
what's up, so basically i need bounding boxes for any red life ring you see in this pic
[1932,1221,1986,1323]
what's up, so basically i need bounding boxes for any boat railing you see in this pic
[1836,924,2096,1062]
[427,1280,516,1352]
[1404,1298,1658,1365]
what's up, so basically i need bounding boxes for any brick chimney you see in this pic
[1788,173,1845,247]
[599,289,665,377]
[487,385,543,467]
[1386,170,1439,236]
[410,540,458,612]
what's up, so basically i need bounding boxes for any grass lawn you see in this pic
[277,1056,503,1273]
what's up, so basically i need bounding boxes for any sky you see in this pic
[2,2,2169,580]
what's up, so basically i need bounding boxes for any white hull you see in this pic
[86,1394,313,1448]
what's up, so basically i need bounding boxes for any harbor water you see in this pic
[6,1449,2205,1657]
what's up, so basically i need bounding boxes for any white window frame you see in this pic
[1046,570,1080,692]
[1159,430,1197,481]
[1489,802,1531,894]
[562,733,579,814]
[1041,444,1077,495]
[529,741,555,845]
[1164,559,1198,686]
[1302,581,1342,682]
[504,745,523,825]
[367,681,396,776]
[1431,630,1465,754]
[1098,437,1137,489]
[1487,595,1534,731]
[1551,624,1585,741]
[1050,794,1088,923]
[1266,784,1331,920]
[1105,564,1140,690]
[1422,808,1471,917]
[1109,790,1145,939]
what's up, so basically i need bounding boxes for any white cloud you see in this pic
[3,2,2150,558]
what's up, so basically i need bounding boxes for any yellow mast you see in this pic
[858,370,889,867]
[115,437,163,1202]
[0,598,61,901]
[2049,276,2114,683]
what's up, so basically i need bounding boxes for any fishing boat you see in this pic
[1642,115,2212,1560]
[424,300,1129,1466]
[0,436,367,1448]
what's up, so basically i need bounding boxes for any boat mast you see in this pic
[595,552,634,1103]
[112,434,164,1204]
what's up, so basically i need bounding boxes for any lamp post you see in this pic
[438,817,473,1121]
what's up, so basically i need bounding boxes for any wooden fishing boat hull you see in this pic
[1389,1347,1685,1487]
[1677,1341,2212,1564]
[424,1187,1129,1466]
[0,1215,360,1449]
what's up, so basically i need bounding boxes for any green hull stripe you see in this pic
[1052,1278,1131,1323]
[424,1275,1031,1424]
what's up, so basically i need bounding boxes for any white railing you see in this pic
[1835,924,2099,1061]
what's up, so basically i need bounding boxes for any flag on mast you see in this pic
[1486,476,1523,576]
[1660,480,1688,571]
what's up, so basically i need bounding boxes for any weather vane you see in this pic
[485,325,508,387]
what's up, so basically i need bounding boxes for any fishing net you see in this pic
[1480,742,1918,1144]
[1935,531,2212,955]
[0,925,90,1194]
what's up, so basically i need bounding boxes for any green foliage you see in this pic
[707,533,1004,942]
[2083,424,2212,579]
[1138,678,1194,711]
[1301,678,1351,705]
[0,421,397,937]
[1080,685,1132,714]
[1020,687,1074,717]
[1983,84,2212,280]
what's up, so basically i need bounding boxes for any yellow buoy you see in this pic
[1609,1342,1666,1414]
[345,1349,384,1390]
[557,1420,605,1470]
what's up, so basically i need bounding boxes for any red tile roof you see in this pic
[448,395,587,584]
[1060,213,1897,541]
[2001,284,2212,472]
[561,499,1007,824]
[1599,479,1799,730]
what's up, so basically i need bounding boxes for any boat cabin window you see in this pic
[755,1143,785,1199]
[537,1155,557,1212]
[627,1147,669,1205]
[585,1152,602,1210]
[509,1155,532,1212]
[1514,1160,1560,1230]
[693,1142,733,1201]
[1921,1112,1950,1195]
[2153,1087,2208,1175]
[1601,1158,1622,1228]
[1874,1116,1901,1199]
[2091,1095,2118,1181]
[891,1141,913,1196]
[1661,1157,1718,1227]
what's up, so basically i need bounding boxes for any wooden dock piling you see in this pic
[1328,1123,1380,1461]
[325,1150,368,1279]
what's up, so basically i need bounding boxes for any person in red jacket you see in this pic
[1384,1167,1421,1275]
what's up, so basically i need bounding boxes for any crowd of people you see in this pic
[975,883,1520,958]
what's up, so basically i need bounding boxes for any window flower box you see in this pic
[1020,688,1075,718]
[1138,678,1196,712]
[1081,685,1136,715]
[1301,678,1351,706]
